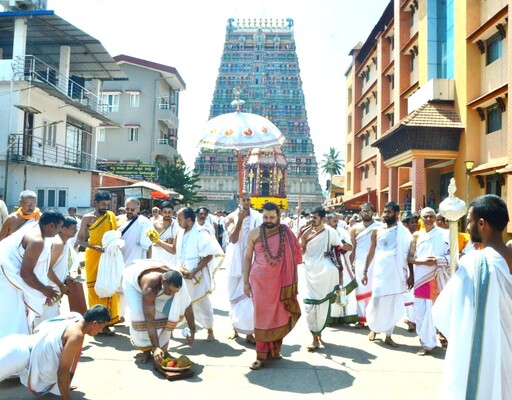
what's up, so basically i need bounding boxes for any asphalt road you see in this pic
[0,265,444,400]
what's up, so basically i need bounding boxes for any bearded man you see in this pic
[243,202,302,370]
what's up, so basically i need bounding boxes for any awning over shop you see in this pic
[342,189,378,211]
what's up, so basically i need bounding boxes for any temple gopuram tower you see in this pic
[194,18,323,211]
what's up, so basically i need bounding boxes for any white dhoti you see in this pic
[353,222,379,324]
[0,223,52,338]
[123,260,191,351]
[176,224,224,330]
[303,227,340,333]
[413,226,450,349]
[20,313,82,396]
[151,220,179,268]
[0,334,31,381]
[225,209,261,334]
[40,241,80,323]
[432,247,512,400]
[366,224,411,334]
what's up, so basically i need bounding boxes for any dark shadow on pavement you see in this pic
[318,342,377,365]
[89,330,133,352]
[172,339,245,359]
[245,359,355,394]
[213,308,229,317]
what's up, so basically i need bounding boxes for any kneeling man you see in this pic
[0,305,110,400]
[123,260,195,364]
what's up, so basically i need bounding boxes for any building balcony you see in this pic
[8,133,98,171]
[10,55,110,122]
[156,103,179,128]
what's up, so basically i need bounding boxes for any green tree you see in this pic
[156,156,206,205]
[320,147,344,179]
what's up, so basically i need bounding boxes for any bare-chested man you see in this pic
[0,190,41,241]
[123,262,194,364]
[150,201,179,267]
[0,210,64,338]
[0,305,110,400]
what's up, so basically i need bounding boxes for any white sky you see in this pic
[47,0,389,186]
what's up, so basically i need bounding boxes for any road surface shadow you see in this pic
[318,342,377,365]
[245,359,355,394]
[171,339,245,359]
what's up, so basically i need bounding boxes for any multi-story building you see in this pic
[0,6,126,212]
[344,0,510,235]
[97,55,186,180]
[194,18,323,211]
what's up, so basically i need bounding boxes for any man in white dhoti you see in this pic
[363,201,412,347]
[407,207,450,355]
[41,217,80,321]
[117,197,153,266]
[0,211,64,339]
[432,194,512,400]
[0,305,110,400]
[196,206,218,238]
[402,212,420,332]
[349,203,381,328]
[117,197,153,320]
[175,207,224,342]
[225,195,262,343]
[326,213,356,324]
[123,261,194,364]
[0,190,42,241]
[300,207,342,351]
[150,201,179,267]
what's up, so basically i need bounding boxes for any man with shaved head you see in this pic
[407,207,450,355]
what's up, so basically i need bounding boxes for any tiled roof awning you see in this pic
[372,101,463,162]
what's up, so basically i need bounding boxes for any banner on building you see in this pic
[97,163,157,181]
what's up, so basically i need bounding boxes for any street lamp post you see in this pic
[366,187,371,205]
[464,160,474,207]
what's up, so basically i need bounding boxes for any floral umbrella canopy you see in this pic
[198,106,285,197]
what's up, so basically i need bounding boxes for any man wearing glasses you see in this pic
[0,190,41,241]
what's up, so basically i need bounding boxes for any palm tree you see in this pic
[320,147,344,180]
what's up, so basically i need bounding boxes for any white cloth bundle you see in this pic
[95,230,125,298]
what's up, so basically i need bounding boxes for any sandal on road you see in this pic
[249,360,264,370]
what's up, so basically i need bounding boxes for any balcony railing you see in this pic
[9,133,99,171]
[12,55,109,117]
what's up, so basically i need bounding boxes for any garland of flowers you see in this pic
[260,224,285,267]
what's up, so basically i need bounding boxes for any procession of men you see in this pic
[0,189,510,399]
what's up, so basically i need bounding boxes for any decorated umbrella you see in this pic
[197,91,285,197]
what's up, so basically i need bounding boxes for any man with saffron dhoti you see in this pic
[300,207,341,351]
[243,202,302,370]
[433,195,512,399]
[0,190,42,241]
[76,191,120,334]
[123,260,194,364]
[0,305,110,400]
[224,194,262,344]
[407,207,450,356]
[363,201,412,348]
[0,211,64,339]
[349,203,380,328]
[174,207,224,342]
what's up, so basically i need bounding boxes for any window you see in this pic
[97,128,105,142]
[487,104,502,133]
[36,188,67,208]
[128,127,139,142]
[486,33,502,65]
[410,53,416,72]
[100,93,120,112]
[486,174,502,197]
[364,134,370,146]
[129,93,140,107]
[42,120,57,147]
